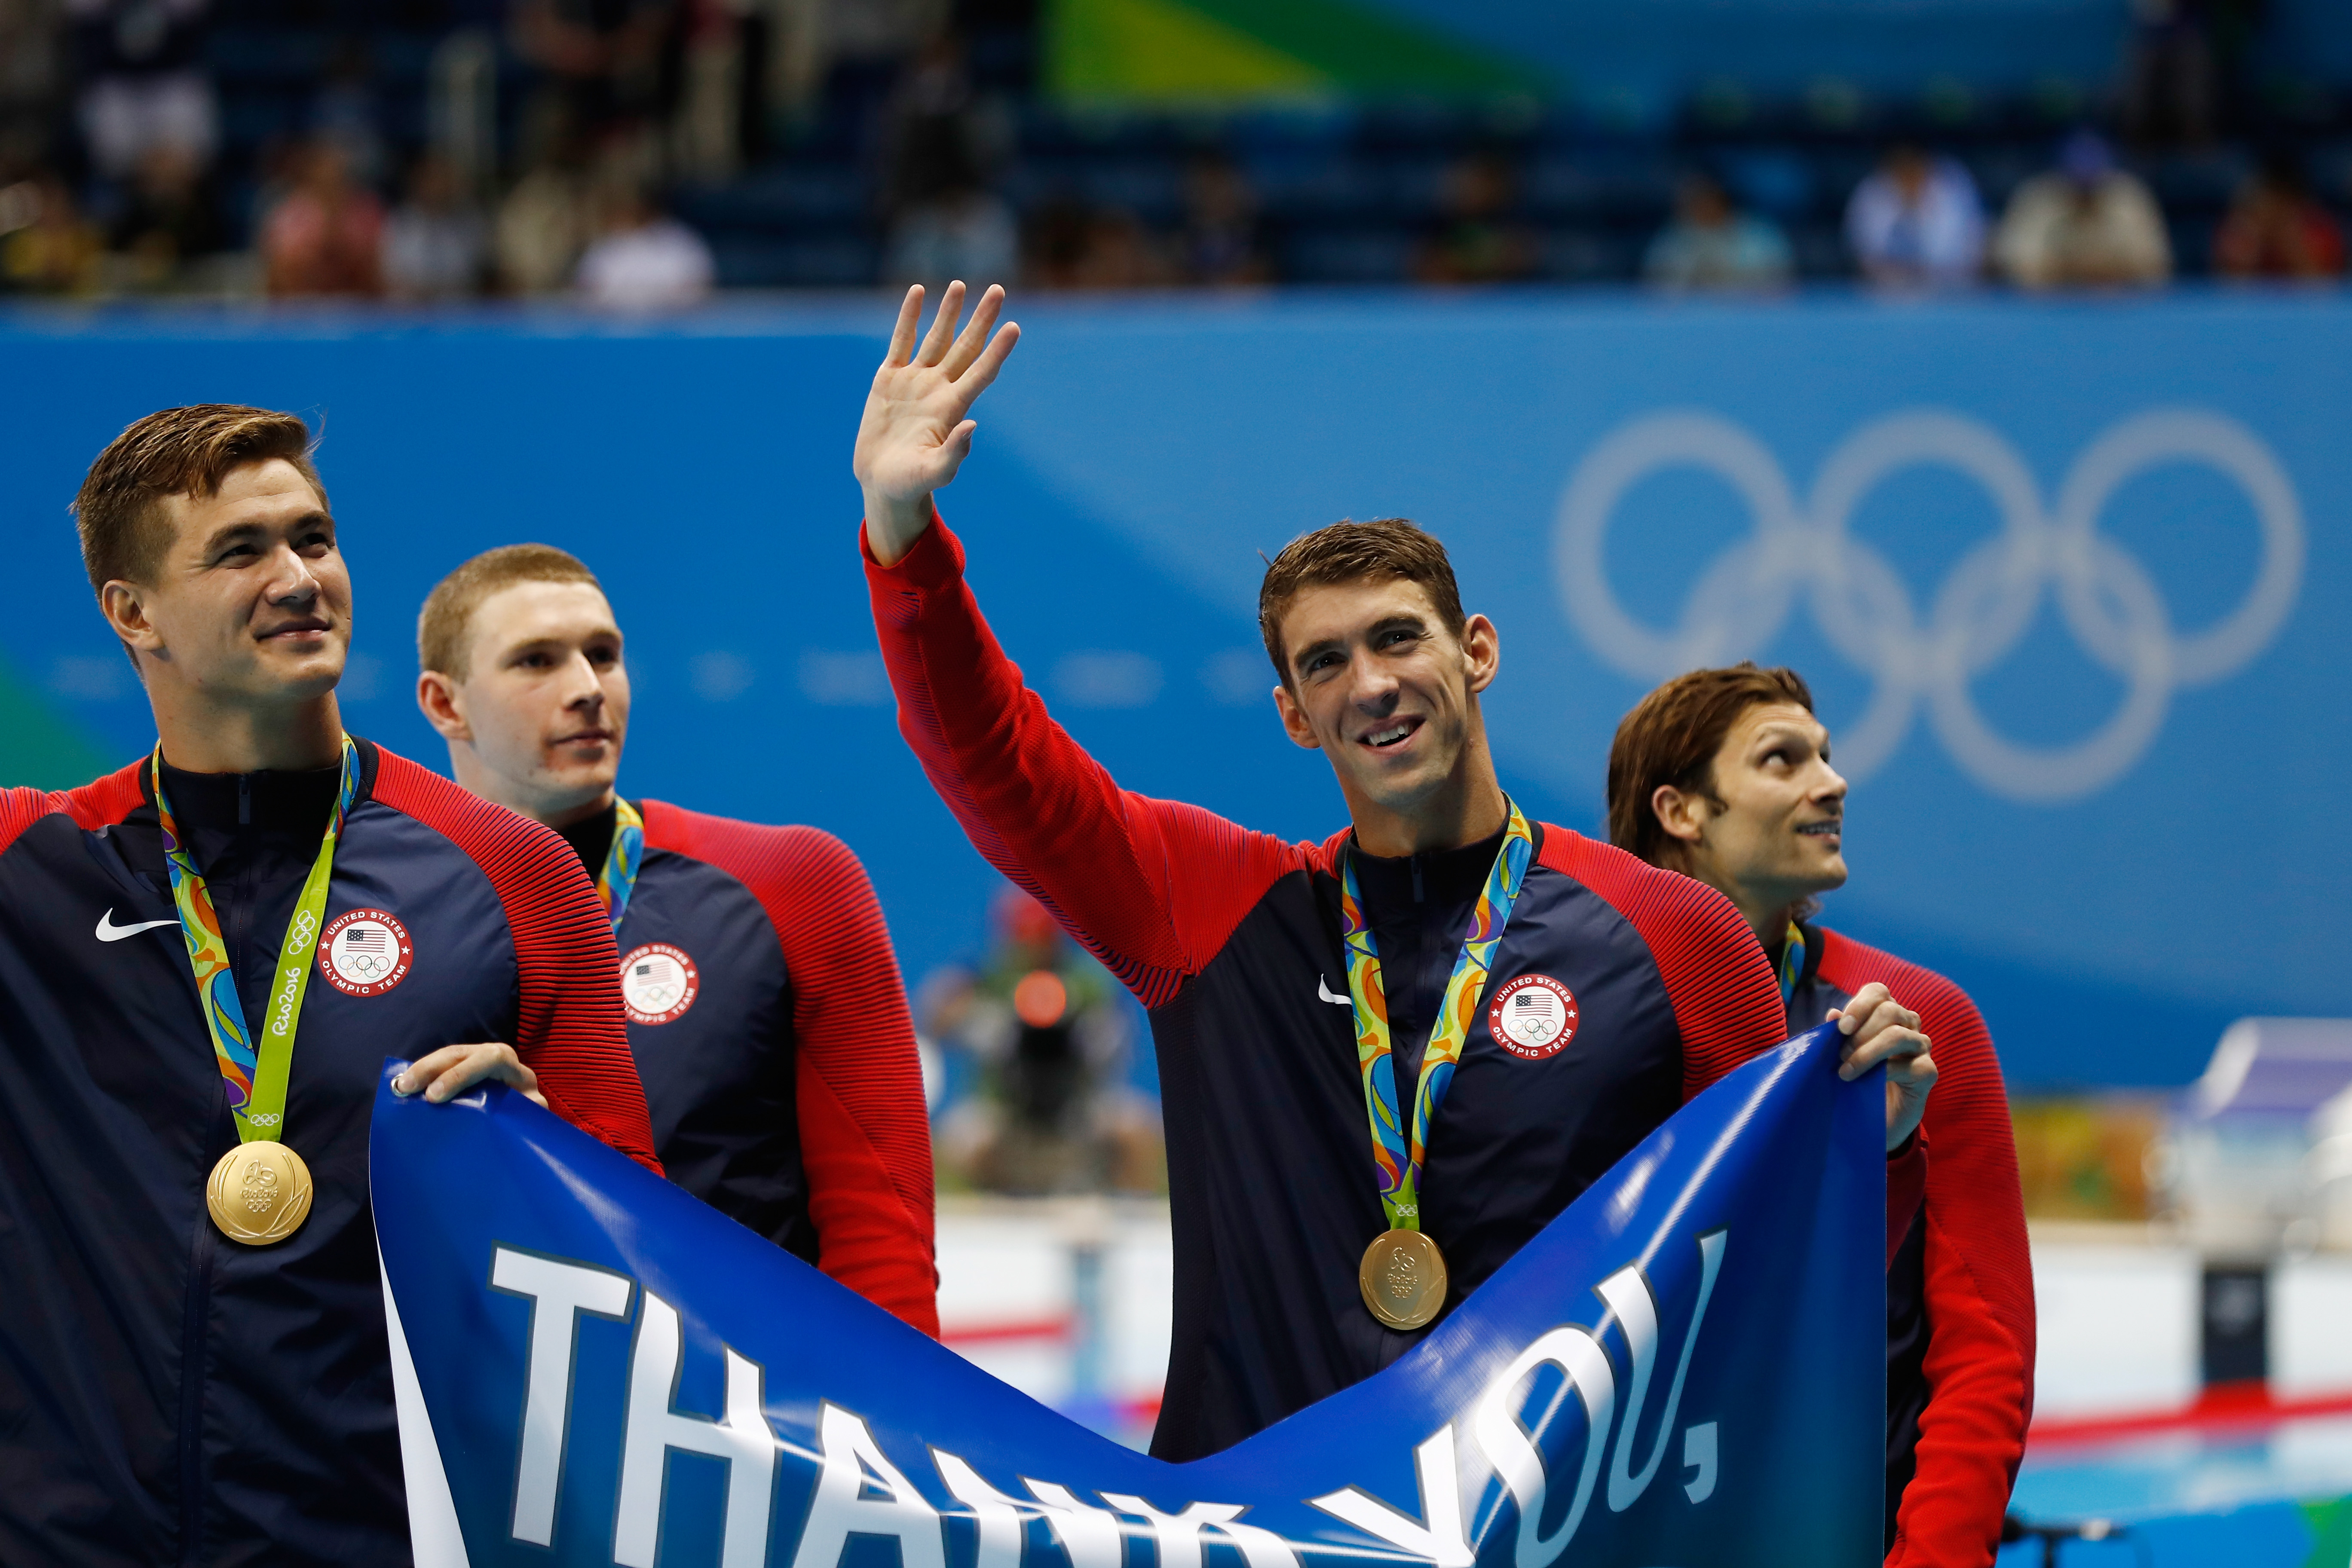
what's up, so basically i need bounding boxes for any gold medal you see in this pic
[1359,1228,1449,1331]
[205,1140,314,1245]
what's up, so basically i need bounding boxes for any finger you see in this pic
[916,280,966,367]
[884,285,924,367]
[940,285,1006,379]
[392,1043,470,1095]
[958,321,1022,399]
[1841,1028,1929,1078]
[939,419,978,469]
[424,1042,520,1102]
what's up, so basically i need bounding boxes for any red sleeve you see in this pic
[639,803,941,1338]
[0,759,145,855]
[369,748,662,1175]
[866,514,1317,1008]
[1534,832,1786,1099]
[1819,931,2033,1568]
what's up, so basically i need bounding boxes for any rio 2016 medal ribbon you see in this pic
[153,738,359,1245]
[593,796,646,933]
[1339,795,1535,1330]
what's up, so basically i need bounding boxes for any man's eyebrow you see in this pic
[197,510,333,557]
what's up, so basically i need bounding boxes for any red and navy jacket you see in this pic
[0,740,658,1568]
[556,800,939,1335]
[868,519,1797,1460]
[1787,923,2034,1568]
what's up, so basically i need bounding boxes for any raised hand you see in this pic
[854,282,1020,566]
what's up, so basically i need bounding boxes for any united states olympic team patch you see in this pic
[1488,973,1578,1059]
[620,943,699,1025]
[318,908,414,997]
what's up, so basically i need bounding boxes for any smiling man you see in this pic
[1608,663,2031,1568]
[0,406,659,1568]
[855,283,1937,1459]
[416,545,938,1334]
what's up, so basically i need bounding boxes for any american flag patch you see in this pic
[346,927,386,952]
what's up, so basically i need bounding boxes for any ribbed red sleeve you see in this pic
[1819,929,2033,1568]
[0,758,143,854]
[865,515,1314,1008]
[637,802,940,1338]
[1534,830,1786,1099]
[369,748,661,1174]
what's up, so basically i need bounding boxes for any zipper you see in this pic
[175,1205,216,1565]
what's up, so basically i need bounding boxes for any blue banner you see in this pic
[371,1021,1883,1568]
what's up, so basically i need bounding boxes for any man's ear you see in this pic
[1461,612,1500,695]
[415,670,474,743]
[100,580,165,663]
[1272,680,1322,751]
[1649,783,1712,847]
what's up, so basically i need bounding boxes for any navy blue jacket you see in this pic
[869,520,1793,1460]
[554,799,938,1332]
[0,744,656,1568]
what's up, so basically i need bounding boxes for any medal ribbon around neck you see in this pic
[595,797,646,934]
[152,736,359,1145]
[1777,918,1807,1007]
[1339,796,1536,1234]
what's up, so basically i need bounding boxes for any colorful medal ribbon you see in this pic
[596,797,646,934]
[1339,796,1536,1233]
[1777,919,1807,1007]
[153,737,358,1143]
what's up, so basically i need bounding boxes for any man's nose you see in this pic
[266,545,320,603]
[1344,649,1400,709]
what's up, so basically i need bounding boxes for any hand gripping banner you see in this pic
[371,1022,1885,1568]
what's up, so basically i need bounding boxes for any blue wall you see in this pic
[4,290,2344,1090]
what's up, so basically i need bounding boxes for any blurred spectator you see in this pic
[1845,144,1985,288]
[1643,172,1792,291]
[510,0,680,151]
[383,153,488,300]
[105,141,220,290]
[261,140,383,298]
[1994,130,2171,290]
[1178,153,1268,286]
[0,171,101,292]
[575,180,713,309]
[884,181,1017,295]
[496,140,591,294]
[2214,153,2346,280]
[2122,0,2216,150]
[1024,197,1165,290]
[1,0,65,166]
[66,0,216,180]
[1415,150,1534,284]
[309,37,388,191]
[924,890,1161,1196]
[880,42,1016,296]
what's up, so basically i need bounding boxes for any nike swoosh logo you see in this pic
[97,910,178,942]
[1317,977,1352,1007]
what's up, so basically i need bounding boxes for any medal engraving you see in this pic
[206,1140,314,1245]
[1359,1228,1449,1331]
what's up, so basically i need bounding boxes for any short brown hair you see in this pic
[1606,662,1815,867]
[418,544,604,680]
[73,404,325,595]
[1257,518,1467,683]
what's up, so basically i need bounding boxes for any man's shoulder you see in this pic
[0,758,147,854]
[1532,823,1746,931]
[636,799,865,894]
[1814,925,1984,1033]
[362,746,600,919]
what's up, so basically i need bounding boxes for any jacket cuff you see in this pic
[858,503,963,590]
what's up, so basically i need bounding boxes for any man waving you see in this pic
[856,284,1936,1459]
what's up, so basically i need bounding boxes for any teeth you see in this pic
[1368,725,1410,746]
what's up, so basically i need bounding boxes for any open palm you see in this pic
[854,282,1020,564]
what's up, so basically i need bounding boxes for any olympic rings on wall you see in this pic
[1555,408,2305,802]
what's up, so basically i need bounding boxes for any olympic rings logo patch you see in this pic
[1556,408,2304,802]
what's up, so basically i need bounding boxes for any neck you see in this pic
[152,689,344,773]
[446,744,614,829]
[1695,869,1802,962]
[1344,748,1509,858]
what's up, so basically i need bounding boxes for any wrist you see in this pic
[862,490,934,567]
